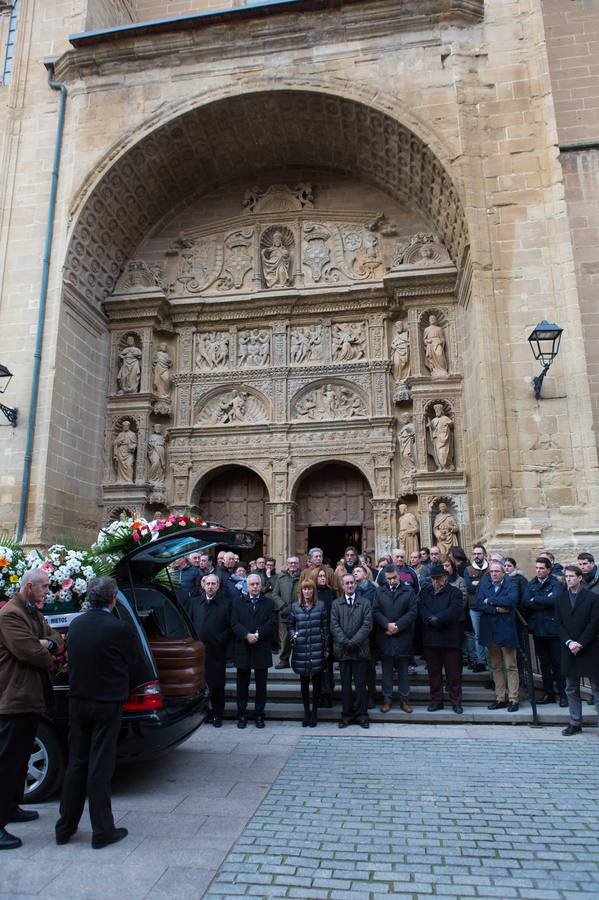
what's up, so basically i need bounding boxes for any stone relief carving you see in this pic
[195,332,230,370]
[337,224,382,280]
[175,237,223,293]
[117,335,142,395]
[426,402,455,472]
[398,503,420,556]
[147,424,166,485]
[290,326,323,364]
[243,183,314,213]
[423,313,449,377]
[292,383,367,421]
[113,260,164,293]
[332,322,366,362]
[390,232,451,269]
[152,342,172,398]
[113,419,137,483]
[365,211,397,237]
[391,321,410,380]
[195,389,268,426]
[302,223,337,283]
[238,329,270,368]
[217,228,253,290]
[260,226,294,288]
[432,500,460,558]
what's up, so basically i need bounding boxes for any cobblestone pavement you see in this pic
[1,723,598,899]
[205,731,599,900]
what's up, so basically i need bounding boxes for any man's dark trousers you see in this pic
[0,712,39,827]
[424,647,462,706]
[56,698,121,842]
[533,635,564,697]
[339,659,368,721]
[236,669,268,717]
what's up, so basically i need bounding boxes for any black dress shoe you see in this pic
[357,718,370,729]
[559,695,568,707]
[452,705,464,714]
[212,715,222,728]
[427,703,444,712]
[536,695,556,705]
[0,828,22,850]
[55,828,77,845]
[507,701,519,712]
[8,807,39,823]
[255,716,265,729]
[562,724,582,736]
[302,716,310,727]
[92,827,128,850]
[338,718,350,729]
[237,716,247,729]
[488,700,507,710]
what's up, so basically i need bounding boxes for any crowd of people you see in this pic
[174,543,599,736]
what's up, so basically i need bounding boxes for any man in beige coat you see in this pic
[0,569,62,849]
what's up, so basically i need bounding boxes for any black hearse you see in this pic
[26,524,254,801]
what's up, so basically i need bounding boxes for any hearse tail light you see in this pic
[122,681,164,711]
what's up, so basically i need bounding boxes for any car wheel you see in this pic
[24,721,64,803]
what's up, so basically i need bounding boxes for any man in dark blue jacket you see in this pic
[475,562,519,712]
[523,557,566,705]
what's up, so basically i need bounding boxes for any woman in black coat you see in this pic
[316,566,339,707]
[288,579,329,727]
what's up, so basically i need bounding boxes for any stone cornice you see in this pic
[56,1,483,82]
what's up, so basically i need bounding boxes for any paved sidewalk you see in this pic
[0,722,597,898]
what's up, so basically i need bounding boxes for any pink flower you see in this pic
[156,522,165,530]
[40,562,54,572]
[132,533,140,542]
[165,521,173,528]
[61,578,73,590]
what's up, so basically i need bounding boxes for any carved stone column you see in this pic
[370,499,398,557]
[368,313,386,360]
[268,501,295,564]
[322,319,333,363]
[272,321,288,366]
[170,460,192,513]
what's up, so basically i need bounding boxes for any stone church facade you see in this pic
[1,0,599,568]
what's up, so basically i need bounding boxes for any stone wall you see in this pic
[85,0,136,30]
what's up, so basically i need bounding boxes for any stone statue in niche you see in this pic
[398,414,416,470]
[427,403,455,472]
[433,502,460,558]
[152,343,172,398]
[147,424,166,485]
[261,229,293,288]
[195,332,230,370]
[239,329,270,367]
[290,326,322,363]
[423,314,449,377]
[391,321,410,380]
[117,336,142,394]
[398,504,420,556]
[112,420,137,484]
[332,323,366,362]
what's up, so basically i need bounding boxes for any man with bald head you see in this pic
[231,573,276,728]
[0,569,62,849]
[376,548,419,594]
[187,573,231,727]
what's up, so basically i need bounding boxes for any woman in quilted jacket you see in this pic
[288,578,329,727]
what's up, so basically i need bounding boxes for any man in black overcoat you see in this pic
[419,564,465,714]
[372,565,417,714]
[187,573,231,728]
[55,576,138,849]
[231,573,276,729]
[555,564,599,736]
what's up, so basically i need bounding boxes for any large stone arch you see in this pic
[63,87,470,307]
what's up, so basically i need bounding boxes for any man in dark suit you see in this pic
[331,572,373,728]
[372,565,416,716]
[55,576,138,849]
[555,564,599,736]
[187,573,231,727]
[419,563,465,714]
[231,573,276,729]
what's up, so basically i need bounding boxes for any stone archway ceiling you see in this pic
[65,91,469,304]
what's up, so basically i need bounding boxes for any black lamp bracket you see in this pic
[533,363,551,401]
[0,402,18,427]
